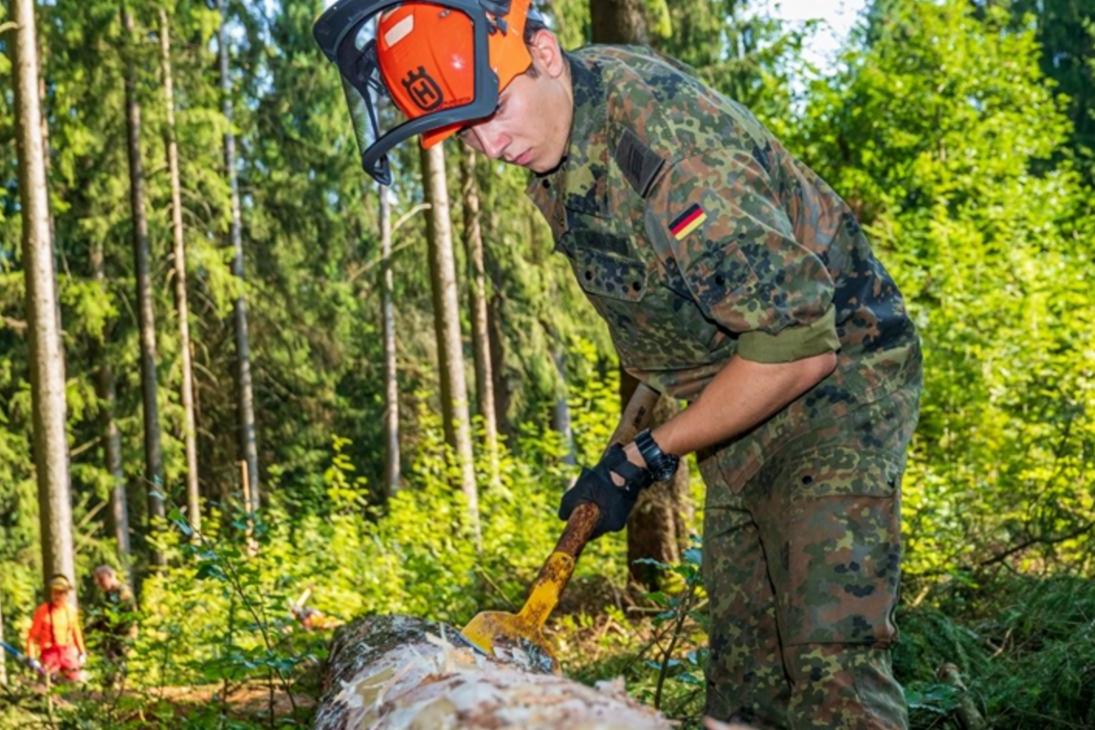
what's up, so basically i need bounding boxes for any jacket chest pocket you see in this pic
[564,230,723,371]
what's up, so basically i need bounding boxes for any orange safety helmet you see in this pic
[314,0,544,184]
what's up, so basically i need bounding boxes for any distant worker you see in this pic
[25,574,86,683]
[88,565,137,683]
[289,588,342,631]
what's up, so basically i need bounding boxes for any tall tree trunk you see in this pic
[218,0,260,512]
[159,8,201,535]
[460,149,500,486]
[379,183,401,497]
[589,2,689,589]
[590,0,650,45]
[487,292,513,437]
[90,239,130,567]
[626,390,691,587]
[0,590,6,685]
[122,6,166,567]
[13,0,77,602]
[551,347,577,466]
[484,206,513,438]
[420,144,479,542]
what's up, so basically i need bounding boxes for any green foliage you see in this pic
[895,576,1095,728]
[798,0,1095,579]
[1,0,1094,727]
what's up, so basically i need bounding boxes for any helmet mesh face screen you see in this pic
[316,0,513,183]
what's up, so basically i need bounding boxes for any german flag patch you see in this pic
[669,203,707,240]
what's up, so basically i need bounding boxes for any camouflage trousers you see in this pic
[699,382,920,729]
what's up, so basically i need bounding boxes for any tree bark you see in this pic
[379,183,401,497]
[626,394,691,589]
[460,149,501,486]
[590,0,650,45]
[0,590,6,685]
[90,238,130,568]
[13,0,77,604]
[314,615,670,729]
[588,3,691,590]
[488,293,513,438]
[420,143,480,542]
[218,0,260,512]
[159,8,201,535]
[122,6,166,566]
[551,347,577,466]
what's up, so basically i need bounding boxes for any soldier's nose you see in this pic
[467,124,508,161]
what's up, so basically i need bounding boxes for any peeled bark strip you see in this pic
[315,616,670,730]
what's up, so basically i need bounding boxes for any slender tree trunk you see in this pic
[551,347,576,465]
[90,239,131,567]
[626,391,691,589]
[13,0,77,603]
[460,149,500,486]
[379,183,401,496]
[218,0,260,512]
[484,207,513,438]
[420,144,479,541]
[487,292,513,438]
[159,8,201,534]
[0,590,6,685]
[123,6,166,566]
[588,4,690,588]
[590,0,650,45]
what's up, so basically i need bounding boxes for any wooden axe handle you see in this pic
[554,382,661,558]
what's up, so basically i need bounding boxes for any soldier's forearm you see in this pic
[644,351,836,459]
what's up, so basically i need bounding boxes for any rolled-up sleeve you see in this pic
[647,150,839,363]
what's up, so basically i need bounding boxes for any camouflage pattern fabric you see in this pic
[526,45,923,728]
[700,382,919,728]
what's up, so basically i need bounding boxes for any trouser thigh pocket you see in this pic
[769,446,904,648]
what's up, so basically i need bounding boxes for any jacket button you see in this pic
[542,179,551,189]
[632,281,642,292]
[585,270,593,281]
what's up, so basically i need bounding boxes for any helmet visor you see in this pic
[316,0,502,184]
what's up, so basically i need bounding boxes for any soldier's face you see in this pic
[458,30,572,173]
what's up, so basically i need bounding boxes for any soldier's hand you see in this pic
[558,444,653,539]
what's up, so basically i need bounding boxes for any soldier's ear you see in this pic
[527,29,565,79]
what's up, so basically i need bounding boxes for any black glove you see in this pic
[558,444,654,539]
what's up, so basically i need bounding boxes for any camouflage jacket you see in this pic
[528,46,920,435]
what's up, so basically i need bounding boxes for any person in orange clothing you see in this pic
[25,574,86,682]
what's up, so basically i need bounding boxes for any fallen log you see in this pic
[314,615,671,729]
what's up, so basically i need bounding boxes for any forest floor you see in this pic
[3,573,1093,728]
[0,678,316,727]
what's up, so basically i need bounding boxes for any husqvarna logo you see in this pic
[402,66,443,111]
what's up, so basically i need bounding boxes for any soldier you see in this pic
[315,2,922,728]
